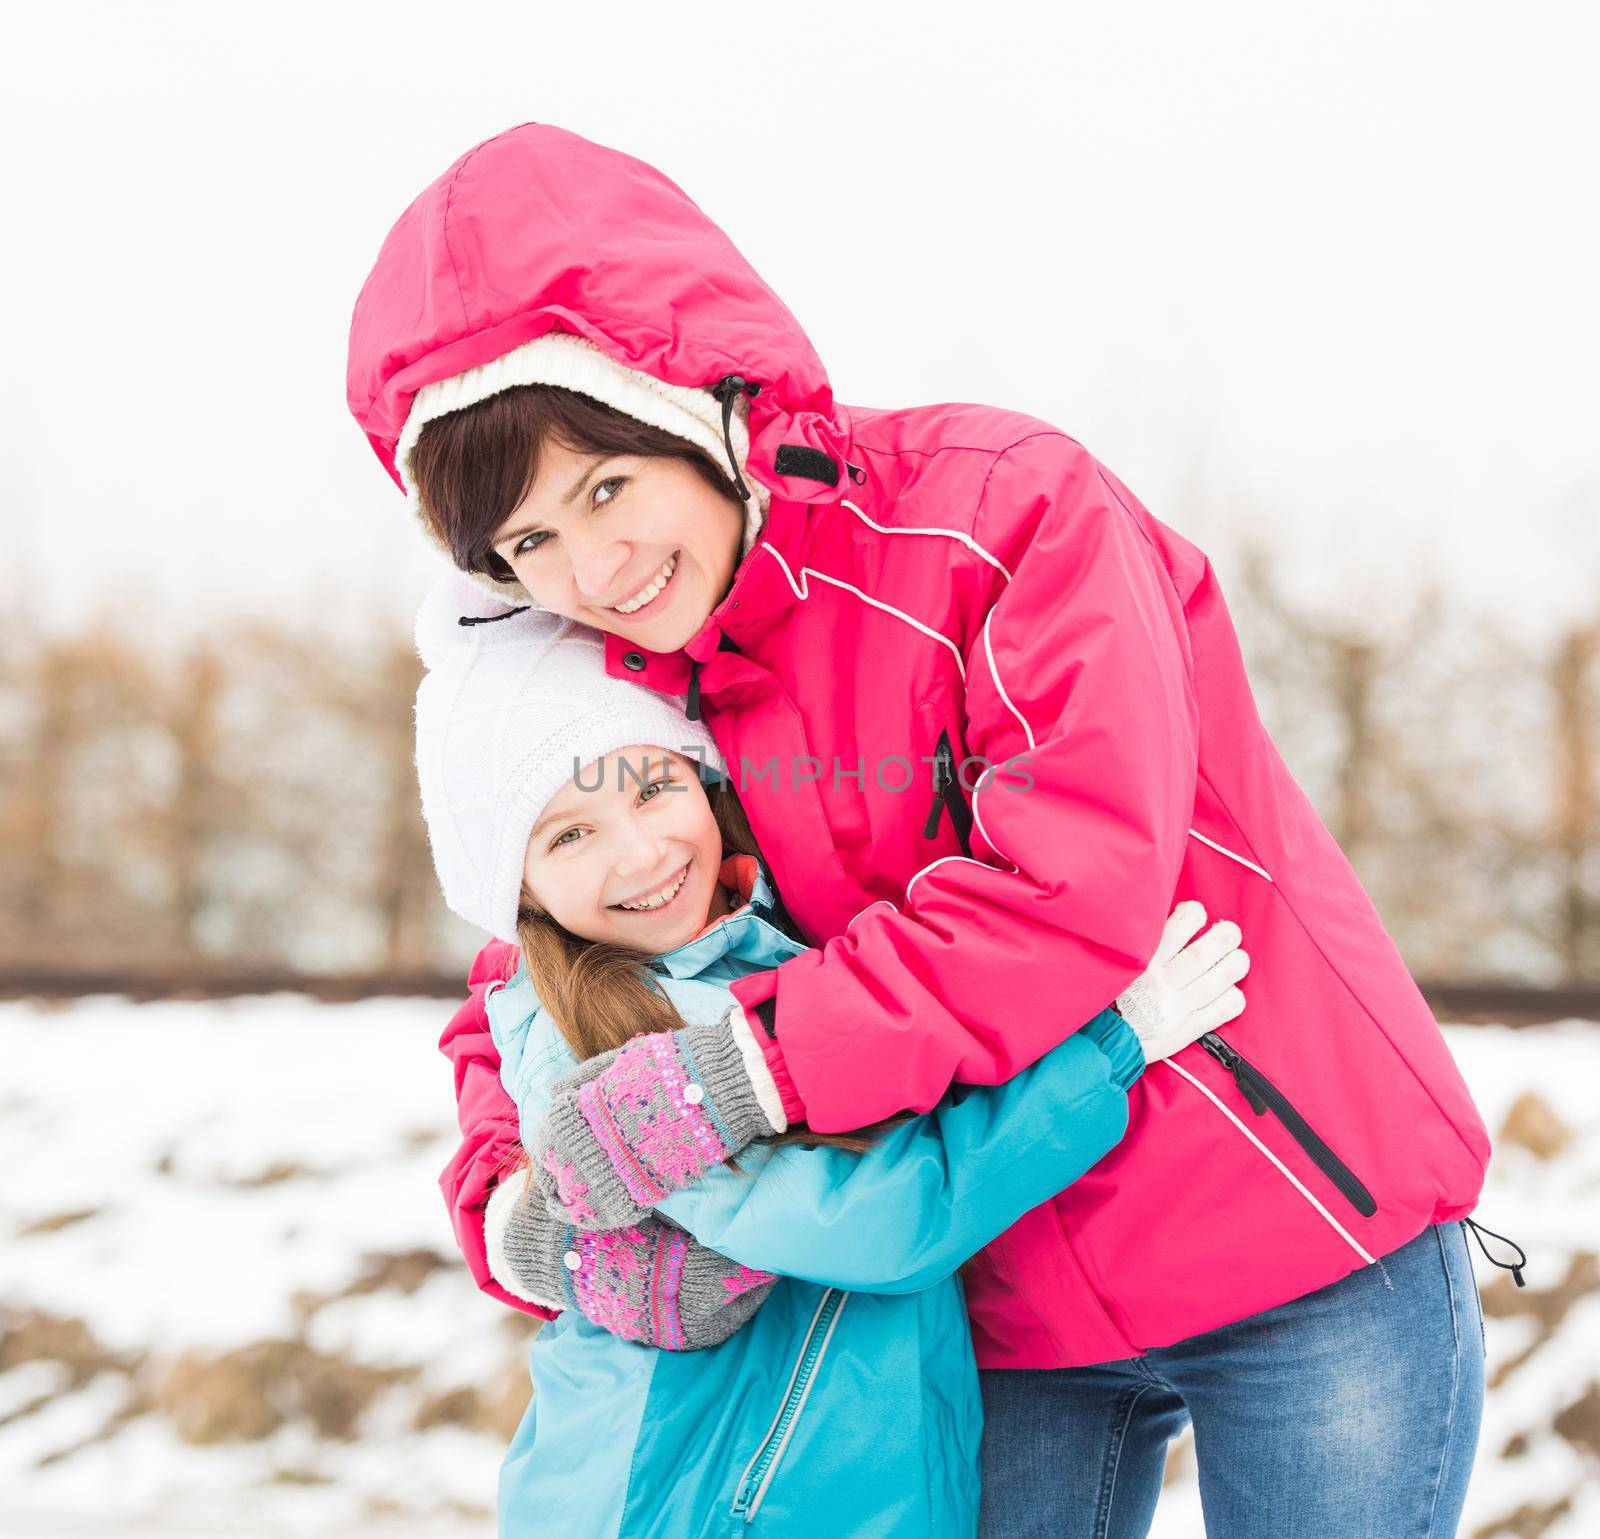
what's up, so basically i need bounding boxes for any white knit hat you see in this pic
[413,572,725,942]
[395,331,771,606]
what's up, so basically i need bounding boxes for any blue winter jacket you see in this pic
[486,862,1144,1538]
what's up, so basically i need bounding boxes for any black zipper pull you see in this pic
[685,658,703,721]
[1462,1216,1528,1287]
[922,730,975,854]
[923,741,952,839]
[1231,1059,1272,1118]
[1201,1034,1270,1116]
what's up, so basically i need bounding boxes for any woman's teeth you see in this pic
[613,553,678,615]
[615,864,690,912]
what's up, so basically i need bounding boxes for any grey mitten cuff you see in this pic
[490,1167,777,1350]
[485,1166,575,1311]
[531,1009,779,1230]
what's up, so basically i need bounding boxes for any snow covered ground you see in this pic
[3,998,1597,1538]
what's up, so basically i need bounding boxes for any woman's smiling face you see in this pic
[489,443,745,654]
[520,746,724,953]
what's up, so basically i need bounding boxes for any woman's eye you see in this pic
[509,478,622,560]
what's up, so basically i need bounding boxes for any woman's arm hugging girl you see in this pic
[728,430,1202,1130]
[413,573,1245,1330]
[526,897,1245,1234]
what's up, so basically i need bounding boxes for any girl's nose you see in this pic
[611,811,668,878]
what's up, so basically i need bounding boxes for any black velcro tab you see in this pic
[773,444,841,486]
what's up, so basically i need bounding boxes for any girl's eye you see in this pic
[593,475,626,507]
[549,826,585,850]
[638,774,672,804]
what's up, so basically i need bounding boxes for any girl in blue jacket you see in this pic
[411,575,1249,1538]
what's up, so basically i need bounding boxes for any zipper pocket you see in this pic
[921,728,974,857]
[730,1288,848,1523]
[1199,1033,1378,1218]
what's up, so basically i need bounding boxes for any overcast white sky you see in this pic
[3,0,1596,644]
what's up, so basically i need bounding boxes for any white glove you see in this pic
[1116,901,1249,1065]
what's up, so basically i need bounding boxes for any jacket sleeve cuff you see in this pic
[1080,1008,1147,1092]
[728,973,806,1124]
[727,1006,791,1134]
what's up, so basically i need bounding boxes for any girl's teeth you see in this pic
[614,554,677,614]
[619,865,689,911]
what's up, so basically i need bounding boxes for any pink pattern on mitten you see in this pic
[543,1148,599,1225]
[569,1225,650,1340]
[722,1264,777,1300]
[577,1033,736,1206]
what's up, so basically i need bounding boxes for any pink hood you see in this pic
[348,122,849,509]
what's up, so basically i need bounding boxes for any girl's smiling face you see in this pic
[489,443,745,655]
[521,746,727,952]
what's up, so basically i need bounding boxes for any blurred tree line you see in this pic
[2,552,1597,985]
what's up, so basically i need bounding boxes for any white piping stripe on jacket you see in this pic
[1160,1059,1377,1265]
[1187,829,1275,882]
[847,897,900,930]
[981,609,1036,753]
[904,852,993,902]
[967,763,1021,875]
[838,498,1013,581]
[757,544,967,679]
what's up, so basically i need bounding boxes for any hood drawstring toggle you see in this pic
[711,374,762,503]
[458,608,526,627]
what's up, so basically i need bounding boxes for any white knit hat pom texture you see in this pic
[414,572,725,943]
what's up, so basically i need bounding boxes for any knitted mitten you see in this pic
[487,1168,777,1350]
[530,1009,780,1230]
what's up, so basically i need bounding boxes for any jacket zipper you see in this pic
[922,728,974,857]
[1199,1034,1378,1217]
[730,1288,848,1523]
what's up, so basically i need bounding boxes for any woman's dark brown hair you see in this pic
[516,769,893,1155]
[410,385,742,583]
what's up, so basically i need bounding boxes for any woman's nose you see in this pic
[567,530,630,604]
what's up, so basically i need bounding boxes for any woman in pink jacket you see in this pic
[348,123,1516,1536]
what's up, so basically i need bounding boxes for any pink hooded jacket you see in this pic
[348,124,1489,1368]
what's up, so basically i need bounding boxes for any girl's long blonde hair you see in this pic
[516,772,891,1154]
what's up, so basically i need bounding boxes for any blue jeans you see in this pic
[978,1221,1485,1539]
